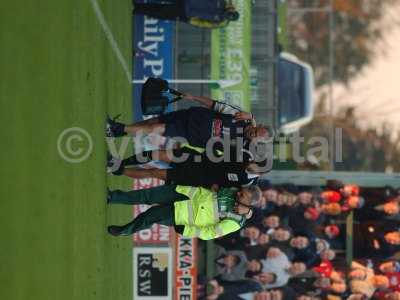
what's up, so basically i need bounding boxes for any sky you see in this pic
[331,3,400,133]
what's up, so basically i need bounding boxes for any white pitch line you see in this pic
[89,0,132,83]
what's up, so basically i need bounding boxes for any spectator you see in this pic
[262,188,279,203]
[320,190,342,204]
[243,225,263,246]
[373,262,400,298]
[349,261,389,298]
[379,260,400,274]
[374,291,400,300]
[205,182,399,300]
[289,236,319,267]
[314,224,345,250]
[220,287,296,300]
[261,214,281,232]
[320,249,336,262]
[206,278,262,300]
[346,294,368,300]
[315,239,330,254]
[251,288,296,300]
[320,203,342,216]
[287,206,319,235]
[313,260,333,278]
[301,248,336,274]
[259,247,307,289]
[245,236,292,261]
[269,226,293,243]
[341,184,361,197]
[289,271,346,296]
[215,224,263,251]
[296,295,322,300]
[214,246,248,281]
[297,191,315,206]
[245,259,263,278]
[304,207,321,222]
[354,198,400,221]
[340,195,365,212]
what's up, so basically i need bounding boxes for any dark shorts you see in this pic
[158,107,213,147]
[159,109,191,139]
[165,147,207,186]
[166,162,207,186]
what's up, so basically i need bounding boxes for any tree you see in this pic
[286,0,398,87]
[299,101,400,172]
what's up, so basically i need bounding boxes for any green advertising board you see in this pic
[211,0,252,111]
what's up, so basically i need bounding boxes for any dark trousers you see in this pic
[133,1,187,21]
[109,185,188,234]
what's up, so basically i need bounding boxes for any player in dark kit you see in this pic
[107,145,272,188]
[106,93,271,152]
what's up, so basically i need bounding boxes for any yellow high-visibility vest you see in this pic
[174,186,242,240]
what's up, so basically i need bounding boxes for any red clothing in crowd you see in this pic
[321,190,342,203]
[313,260,333,278]
[374,272,400,299]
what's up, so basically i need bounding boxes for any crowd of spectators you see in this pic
[199,180,400,300]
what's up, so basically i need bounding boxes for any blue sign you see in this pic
[133,13,174,121]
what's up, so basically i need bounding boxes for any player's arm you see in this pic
[183,93,243,114]
[183,94,255,123]
[212,101,255,124]
[181,219,241,240]
[183,93,216,109]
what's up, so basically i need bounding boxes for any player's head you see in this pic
[246,124,272,140]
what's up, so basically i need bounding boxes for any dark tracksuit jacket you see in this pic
[159,101,255,150]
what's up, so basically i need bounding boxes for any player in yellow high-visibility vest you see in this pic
[107,185,262,240]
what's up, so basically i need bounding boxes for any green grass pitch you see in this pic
[0,1,134,299]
